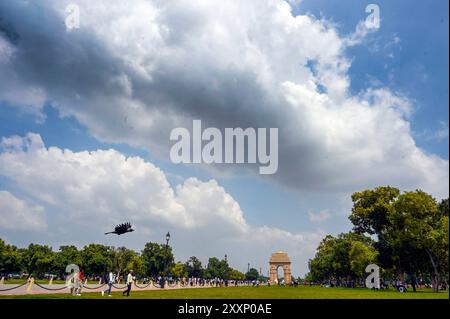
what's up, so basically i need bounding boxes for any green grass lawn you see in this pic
[1,285,448,299]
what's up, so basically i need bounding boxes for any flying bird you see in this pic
[105,222,135,235]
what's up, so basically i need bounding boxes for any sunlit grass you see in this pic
[2,285,448,299]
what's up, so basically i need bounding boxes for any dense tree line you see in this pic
[307,187,449,292]
[0,239,255,281]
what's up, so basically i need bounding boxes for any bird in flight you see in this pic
[105,222,135,235]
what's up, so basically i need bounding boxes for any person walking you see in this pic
[75,270,83,296]
[102,271,115,297]
[122,270,135,297]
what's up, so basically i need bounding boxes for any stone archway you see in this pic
[269,251,292,285]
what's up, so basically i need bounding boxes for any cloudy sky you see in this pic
[0,0,448,276]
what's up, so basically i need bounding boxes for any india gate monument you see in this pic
[269,251,292,285]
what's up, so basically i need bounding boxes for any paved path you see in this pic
[0,281,211,296]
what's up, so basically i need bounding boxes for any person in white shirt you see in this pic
[122,270,135,297]
[101,271,115,297]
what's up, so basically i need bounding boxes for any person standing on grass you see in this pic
[71,270,79,296]
[122,270,135,297]
[75,269,83,296]
[102,271,115,297]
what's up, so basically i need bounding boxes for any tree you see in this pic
[438,198,449,216]
[21,244,55,277]
[349,186,400,236]
[112,247,137,278]
[349,186,449,292]
[228,268,245,281]
[349,186,406,276]
[389,191,449,292]
[141,242,174,277]
[307,232,376,284]
[171,262,187,278]
[54,245,82,278]
[204,257,229,279]
[184,256,203,277]
[0,239,22,274]
[81,244,113,276]
[349,241,378,279]
[127,255,146,278]
[245,268,259,281]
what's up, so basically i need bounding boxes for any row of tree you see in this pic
[306,187,449,292]
[0,239,262,281]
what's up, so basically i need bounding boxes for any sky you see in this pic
[0,0,448,277]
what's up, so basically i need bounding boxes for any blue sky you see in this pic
[0,0,448,276]
[298,0,449,158]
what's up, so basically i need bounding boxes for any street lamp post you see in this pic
[224,254,228,283]
[161,232,170,289]
[165,232,171,276]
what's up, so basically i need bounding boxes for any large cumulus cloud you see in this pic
[0,133,322,275]
[0,0,447,197]
[0,190,46,232]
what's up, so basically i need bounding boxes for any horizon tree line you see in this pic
[0,239,264,282]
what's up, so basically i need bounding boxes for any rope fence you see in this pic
[34,282,70,291]
[134,281,152,289]
[0,281,28,292]
[82,283,107,290]
[0,277,210,294]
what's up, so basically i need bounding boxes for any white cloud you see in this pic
[0,133,320,275]
[0,0,446,199]
[344,20,377,47]
[417,121,449,141]
[308,210,331,222]
[0,190,46,232]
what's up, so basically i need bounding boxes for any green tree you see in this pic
[55,245,82,278]
[127,254,146,278]
[21,244,55,278]
[349,187,449,291]
[389,191,449,292]
[184,256,203,277]
[349,186,402,274]
[438,198,449,216]
[228,268,245,281]
[245,268,259,281]
[204,257,229,279]
[112,247,137,278]
[349,186,400,235]
[171,262,187,278]
[81,244,113,276]
[0,239,22,274]
[307,232,376,284]
[141,242,174,276]
[349,241,378,279]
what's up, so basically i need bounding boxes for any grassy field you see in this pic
[1,285,448,299]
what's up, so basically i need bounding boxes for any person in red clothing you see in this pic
[75,270,83,296]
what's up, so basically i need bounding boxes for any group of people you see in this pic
[67,269,136,297]
[179,277,262,287]
[67,269,83,296]
[101,269,136,297]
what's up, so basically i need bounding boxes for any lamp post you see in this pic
[166,232,171,246]
[160,231,170,289]
[224,254,228,282]
[165,232,171,276]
